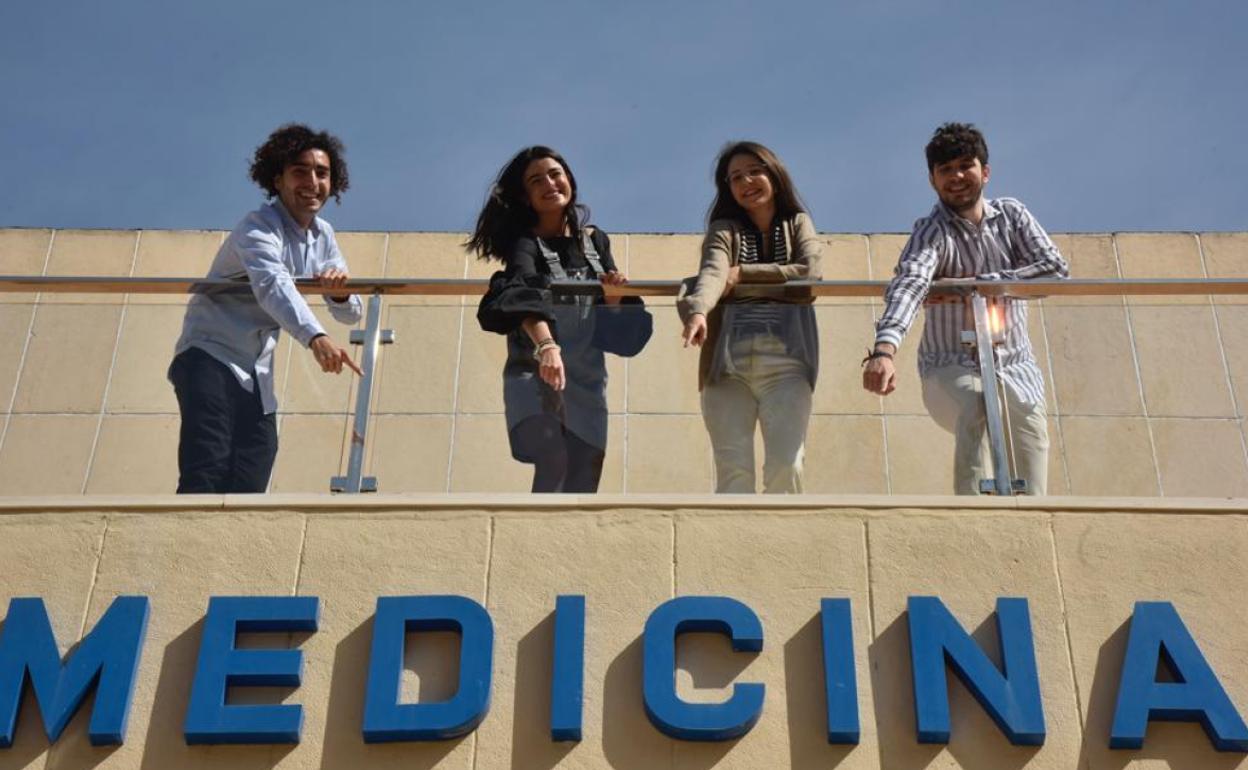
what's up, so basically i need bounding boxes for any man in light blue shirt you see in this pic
[170,124,362,493]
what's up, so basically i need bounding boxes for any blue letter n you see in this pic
[0,596,149,747]
[907,596,1045,746]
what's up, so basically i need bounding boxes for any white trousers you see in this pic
[920,364,1049,496]
[701,335,812,494]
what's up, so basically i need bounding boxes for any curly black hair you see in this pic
[925,122,989,172]
[248,123,350,202]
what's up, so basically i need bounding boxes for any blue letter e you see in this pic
[363,595,494,742]
[0,596,149,746]
[643,596,765,741]
[184,596,319,744]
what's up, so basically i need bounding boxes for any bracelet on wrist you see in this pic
[861,347,894,366]
[533,339,560,361]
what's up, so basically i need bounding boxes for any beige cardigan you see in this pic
[677,212,823,390]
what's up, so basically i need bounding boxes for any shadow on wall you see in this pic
[320,618,463,770]
[784,613,858,768]
[602,635,675,769]
[508,611,575,769]
[1075,620,1244,770]
[671,631,752,769]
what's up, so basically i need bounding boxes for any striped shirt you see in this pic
[875,197,1068,405]
[732,222,789,330]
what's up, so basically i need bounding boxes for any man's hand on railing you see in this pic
[310,334,363,376]
[314,268,352,303]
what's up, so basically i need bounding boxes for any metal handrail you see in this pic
[7,273,1246,495]
[4,275,1248,297]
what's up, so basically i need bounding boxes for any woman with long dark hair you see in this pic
[678,141,822,493]
[469,146,650,492]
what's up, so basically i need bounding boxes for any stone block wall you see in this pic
[0,497,1246,769]
[1,228,1247,497]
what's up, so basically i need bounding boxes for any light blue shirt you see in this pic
[171,200,362,413]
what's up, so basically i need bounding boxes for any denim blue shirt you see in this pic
[171,200,362,414]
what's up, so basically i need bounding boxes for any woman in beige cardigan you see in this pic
[678,141,822,493]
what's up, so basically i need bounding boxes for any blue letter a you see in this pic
[1110,601,1248,752]
[0,596,149,746]
[907,596,1045,745]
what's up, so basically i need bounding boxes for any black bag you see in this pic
[591,298,652,357]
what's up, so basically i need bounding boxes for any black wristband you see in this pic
[861,347,894,366]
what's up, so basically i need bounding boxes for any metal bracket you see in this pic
[350,329,395,345]
[331,475,377,493]
[970,293,1024,496]
[331,293,388,494]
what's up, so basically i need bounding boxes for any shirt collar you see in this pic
[271,199,323,239]
[934,197,1001,227]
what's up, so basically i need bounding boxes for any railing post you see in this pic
[968,292,1019,495]
[331,293,394,493]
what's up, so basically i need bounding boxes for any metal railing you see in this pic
[3,274,1247,495]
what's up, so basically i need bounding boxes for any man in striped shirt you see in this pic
[862,123,1068,495]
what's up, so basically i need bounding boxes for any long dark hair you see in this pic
[466,146,589,262]
[706,141,806,227]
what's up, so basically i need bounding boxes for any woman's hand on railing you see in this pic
[682,314,708,348]
[600,271,628,306]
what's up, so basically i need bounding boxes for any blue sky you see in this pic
[1,0,1244,234]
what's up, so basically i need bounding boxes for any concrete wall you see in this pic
[1,496,1247,769]
[1,228,1247,497]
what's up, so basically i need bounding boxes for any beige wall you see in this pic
[1,228,1247,497]
[1,495,1247,769]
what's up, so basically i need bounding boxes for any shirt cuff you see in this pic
[295,321,327,348]
[875,329,903,349]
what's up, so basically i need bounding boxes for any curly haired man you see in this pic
[169,124,362,493]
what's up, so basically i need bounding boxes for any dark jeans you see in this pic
[510,414,605,493]
[170,347,277,493]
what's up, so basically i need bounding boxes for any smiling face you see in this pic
[929,154,990,214]
[523,156,573,221]
[726,152,776,217]
[273,148,332,228]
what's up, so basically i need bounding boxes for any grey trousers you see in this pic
[920,364,1049,495]
[701,335,812,494]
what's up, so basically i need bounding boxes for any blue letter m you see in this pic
[0,597,149,747]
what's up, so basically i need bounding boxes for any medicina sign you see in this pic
[0,594,1244,752]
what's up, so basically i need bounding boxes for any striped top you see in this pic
[732,221,789,330]
[874,197,1068,405]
